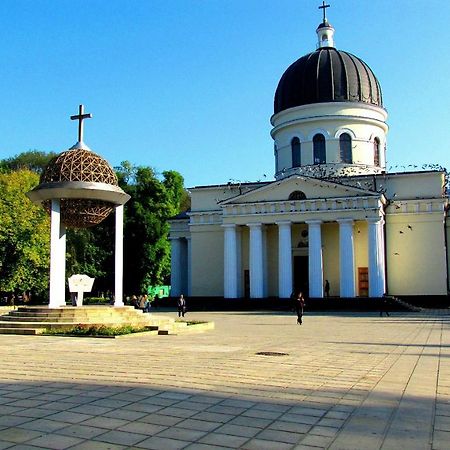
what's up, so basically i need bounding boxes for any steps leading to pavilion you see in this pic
[0,306,187,336]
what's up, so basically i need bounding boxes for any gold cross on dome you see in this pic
[319,1,331,22]
[70,104,92,143]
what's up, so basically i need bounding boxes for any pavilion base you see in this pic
[0,305,186,335]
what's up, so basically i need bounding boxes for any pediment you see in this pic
[220,175,378,205]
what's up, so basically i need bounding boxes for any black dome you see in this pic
[274,47,383,114]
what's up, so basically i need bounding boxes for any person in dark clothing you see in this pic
[324,280,330,297]
[177,294,186,318]
[294,291,305,325]
[380,297,390,317]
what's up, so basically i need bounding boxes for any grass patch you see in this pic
[175,319,208,325]
[44,324,149,336]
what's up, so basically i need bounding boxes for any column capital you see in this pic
[305,219,323,226]
[367,217,385,225]
[337,218,354,225]
[275,220,292,227]
[247,222,263,229]
[222,223,237,229]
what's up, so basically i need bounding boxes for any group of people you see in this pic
[130,294,152,312]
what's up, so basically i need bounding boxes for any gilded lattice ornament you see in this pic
[41,149,119,228]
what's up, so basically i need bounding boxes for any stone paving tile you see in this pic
[228,416,272,429]
[92,430,147,446]
[0,418,31,429]
[18,418,68,433]
[80,417,130,430]
[133,436,189,450]
[56,424,109,439]
[103,409,147,421]
[68,405,113,416]
[156,426,207,442]
[44,411,93,424]
[65,441,126,450]
[121,402,162,414]
[241,438,294,449]
[0,428,43,444]
[11,408,54,419]
[255,428,304,444]
[138,413,184,427]
[175,418,221,432]
[157,407,199,419]
[191,412,234,424]
[241,408,282,420]
[268,421,311,434]
[25,433,84,449]
[5,445,49,450]
[0,442,13,450]
[197,432,250,448]
[213,424,260,438]
[116,421,166,436]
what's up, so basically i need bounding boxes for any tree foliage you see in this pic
[117,163,187,294]
[0,150,57,174]
[0,170,50,297]
[0,152,189,300]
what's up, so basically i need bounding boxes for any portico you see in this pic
[171,177,388,299]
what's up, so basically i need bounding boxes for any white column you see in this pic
[277,221,293,298]
[223,224,238,298]
[306,220,323,298]
[248,223,264,298]
[49,199,66,308]
[186,237,192,296]
[114,205,124,307]
[262,227,268,297]
[338,219,356,297]
[170,237,182,297]
[368,218,386,297]
[58,224,66,307]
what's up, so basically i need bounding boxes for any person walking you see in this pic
[324,280,330,297]
[294,291,305,325]
[177,294,186,318]
[380,297,390,317]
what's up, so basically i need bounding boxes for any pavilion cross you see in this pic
[319,1,331,22]
[70,104,92,143]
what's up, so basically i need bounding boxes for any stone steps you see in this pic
[0,306,179,336]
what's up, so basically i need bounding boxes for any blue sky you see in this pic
[0,0,448,188]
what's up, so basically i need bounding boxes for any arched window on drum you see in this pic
[313,134,326,164]
[339,133,352,164]
[291,137,301,168]
[374,138,380,166]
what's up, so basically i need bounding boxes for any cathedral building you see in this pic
[169,10,449,301]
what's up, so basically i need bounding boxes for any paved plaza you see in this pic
[0,309,449,450]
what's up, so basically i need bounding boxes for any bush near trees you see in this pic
[0,152,189,302]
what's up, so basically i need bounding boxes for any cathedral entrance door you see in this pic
[293,255,309,297]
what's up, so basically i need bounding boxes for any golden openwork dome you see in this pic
[41,148,119,228]
[41,148,118,185]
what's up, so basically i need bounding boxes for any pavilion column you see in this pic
[338,219,356,297]
[114,205,124,306]
[368,217,386,297]
[170,237,182,297]
[49,199,66,308]
[223,224,238,298]
[248,223,264,298]
[277,221,293,298]
[306,220,323,298]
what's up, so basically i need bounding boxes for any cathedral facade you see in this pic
[169,12,450,301]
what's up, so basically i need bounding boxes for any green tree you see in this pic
[0,150,57,174]
[0,170,50,297]
[117,163,187,294]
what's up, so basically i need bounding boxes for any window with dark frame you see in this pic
[313,134,326,164]
[291,137,301,167]
[374,138,380,166]
[339,133,352,163]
